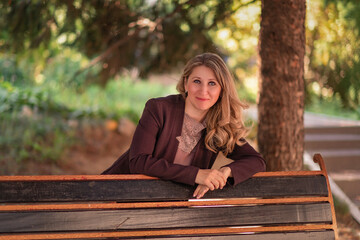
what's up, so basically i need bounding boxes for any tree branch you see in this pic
[207,0,258,30]
[72,0,210,81]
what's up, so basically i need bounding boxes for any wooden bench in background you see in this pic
[0,154,338,240]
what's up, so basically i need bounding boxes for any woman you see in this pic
[102,52,266,198]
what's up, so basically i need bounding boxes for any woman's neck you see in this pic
[184,103,208,122]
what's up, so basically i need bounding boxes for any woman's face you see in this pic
[184,65,222,121]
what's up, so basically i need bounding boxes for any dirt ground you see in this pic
[3,118,360,239]
[1,118,134,176]
[59,119,135,175]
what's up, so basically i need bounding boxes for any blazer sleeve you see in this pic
[225,141,266,186]
[128,98,199,185]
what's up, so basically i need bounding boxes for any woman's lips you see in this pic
[196,97,208,101]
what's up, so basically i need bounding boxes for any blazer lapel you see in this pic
[168,95,186,162]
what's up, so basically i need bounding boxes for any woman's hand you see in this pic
[219,166,232,179]
[195,169,227,191]
[193,185,209,199]
[193,167,232,199]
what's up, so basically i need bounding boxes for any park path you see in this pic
[304,113,360,209]
[245,108,360,211]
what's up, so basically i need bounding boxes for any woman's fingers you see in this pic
[210,170,226,189]
[216,171,227,189]
[208,182,215,191]
[193,168,231,199]
[211,178,220,190]
[195,169,227,190]
[193,185,210,199]
[193,185,201,197]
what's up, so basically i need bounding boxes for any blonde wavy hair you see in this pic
[176,52,249,156]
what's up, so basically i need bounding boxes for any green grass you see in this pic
[0,112,74,164]
[305,96,360,121]
[52,77,177,122]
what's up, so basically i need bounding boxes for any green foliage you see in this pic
[210,1,260,81]
[333,195,349,216]
[0,82,73,163]
[306,0,360,110]
[237,82,257,104]
[1,0,359,114]
[52,77,176,122]
[0,111,74,163]
[0,77,174,163]
[0,0,256,84]
[0,78,139,122]
[0,58,26,85]
[305,94,360,120]
[0,81,72,117]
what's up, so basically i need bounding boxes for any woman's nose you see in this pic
[199,84,208,94]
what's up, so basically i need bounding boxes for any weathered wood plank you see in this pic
[0,228,336,240]
[0,176,328,202]
[122,231,335,240]
[0,197,330,211]
[0,171,325,182]
[0,203,332,233]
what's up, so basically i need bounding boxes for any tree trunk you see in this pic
[258,0,306,171]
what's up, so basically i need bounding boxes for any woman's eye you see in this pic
[193,79,201,84]
[209,81,216,86]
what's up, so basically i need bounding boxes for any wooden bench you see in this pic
[0,154,338,240]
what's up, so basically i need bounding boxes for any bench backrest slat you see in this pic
[91,231,336,240]
[0,229,336,240]
[111,231,336,240]
[0,175,328,202]
[0,202,332,233]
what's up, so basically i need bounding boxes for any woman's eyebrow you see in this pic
[190,75,217,81]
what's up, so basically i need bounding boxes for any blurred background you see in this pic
[1,0,359,172]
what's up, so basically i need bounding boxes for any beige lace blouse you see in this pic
[173,113,206,166]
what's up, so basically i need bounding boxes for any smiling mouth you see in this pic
[196,97,209,101]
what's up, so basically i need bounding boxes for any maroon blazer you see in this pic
[102,94,266,186]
